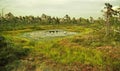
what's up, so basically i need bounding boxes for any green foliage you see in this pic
[0,36,30,71]
[48,43,104,65]
[0,14,120,70]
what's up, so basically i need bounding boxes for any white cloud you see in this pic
[0,0,119,18]
[15,0,68,6]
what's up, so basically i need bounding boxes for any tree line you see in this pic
[0,3,120,35]
[0,12,103,25]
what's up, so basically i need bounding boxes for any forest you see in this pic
[0,3,120,71]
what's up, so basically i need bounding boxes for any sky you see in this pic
[0,0,119,18]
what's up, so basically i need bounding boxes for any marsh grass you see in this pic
[0,24,120,71]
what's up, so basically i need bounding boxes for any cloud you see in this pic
[0,0,118,8]
[0,0,119,18]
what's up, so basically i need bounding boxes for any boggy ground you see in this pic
[1,24,120,71]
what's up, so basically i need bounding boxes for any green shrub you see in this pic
[0,36,30,71]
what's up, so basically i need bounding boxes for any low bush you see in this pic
[0,36,30,71]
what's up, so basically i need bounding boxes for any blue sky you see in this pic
[0,0,119,18]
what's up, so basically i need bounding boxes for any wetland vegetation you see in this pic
[0,3,120,71]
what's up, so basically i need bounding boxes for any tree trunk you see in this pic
[106,16,110,36]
